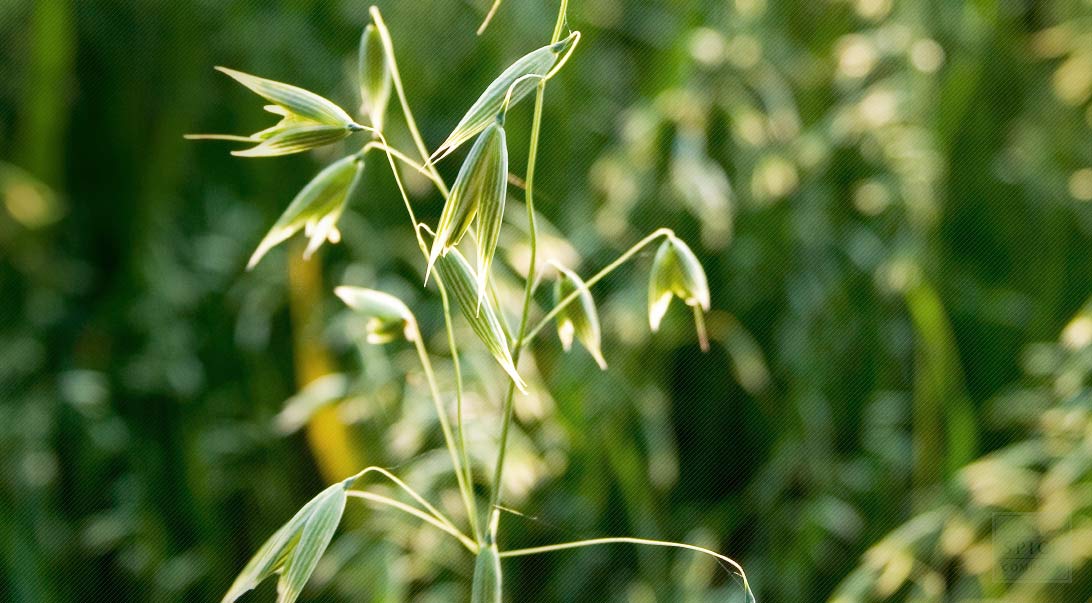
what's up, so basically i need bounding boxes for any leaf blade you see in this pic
[276,483,347,603]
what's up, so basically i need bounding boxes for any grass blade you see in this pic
[276,483,347,603]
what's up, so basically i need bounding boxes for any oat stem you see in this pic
[412,322,480,541]
[486,0,569,543]
[498,536,753,602]
[347,491,477,552]
[356,117,480,540]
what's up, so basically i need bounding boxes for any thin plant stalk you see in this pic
[359,123,481,539]
[498,537,753,602]
[521,227,674,345]
[440,284,479,541]
[412,323,481,540]
[486,0,569,543]
[477,0,503,35]
[346,466,459,535]
[361,140,445,189]
[347,491,477,552]
[366,12,486,543]
[369,6,449,196]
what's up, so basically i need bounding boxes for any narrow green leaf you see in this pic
[217,67,354,127]
[435,249,527,392]
[553,262,606,369]
[470,543,502,603]
[276,483,347,603]
[430,33,577,163]
[358,24,392,130]
[221,482,347,603]
[425,122,505,282]
[248,155,364,269]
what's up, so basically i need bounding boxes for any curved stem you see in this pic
[369,6,449,197]
[486,0,570,543]
[345,466,459,536]
[413,325,479,541]
[477,0,503,35]
[347,491,477,552]
[498,537,753,602]
[361,141,445,190]
[367,13,485,545]
[522,228,673,346]
[357,106,480,544]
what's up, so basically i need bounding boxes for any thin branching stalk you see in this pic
[498,537,753,602]
[347,491,477,552]
[363,16,490,544]
[346,466,460,535]
[412,322,480,538]
[357,123,481,539]
[522,227,675,345]
[360,140,445,189]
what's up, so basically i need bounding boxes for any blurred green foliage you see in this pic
[1,0,1090,602]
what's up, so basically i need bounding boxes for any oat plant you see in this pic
[189,3,751,601]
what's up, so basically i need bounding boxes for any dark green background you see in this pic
[2,0,1090,601]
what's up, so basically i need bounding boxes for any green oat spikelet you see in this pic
[186,68,360,157]
[552,261,606,369]
[648,235,711,350]
[358,24,392,130]
[430,33,577,163]
[335,286,416,344]
[435,248,526,392]
[248,155,364,269]
[222,481,348,603]
[426,121,507,297]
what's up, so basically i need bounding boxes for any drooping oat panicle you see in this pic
[425,122,506,284]
[648,235,711,345]
[358,24,392,130]
[185,68,360,157]
[248,155,364,269]
[435,249,527,392]
[470,543,502,603]
[552,262,606,369]
[335,286,416,344]
[429,32,578,163]
[222,481,348,603]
